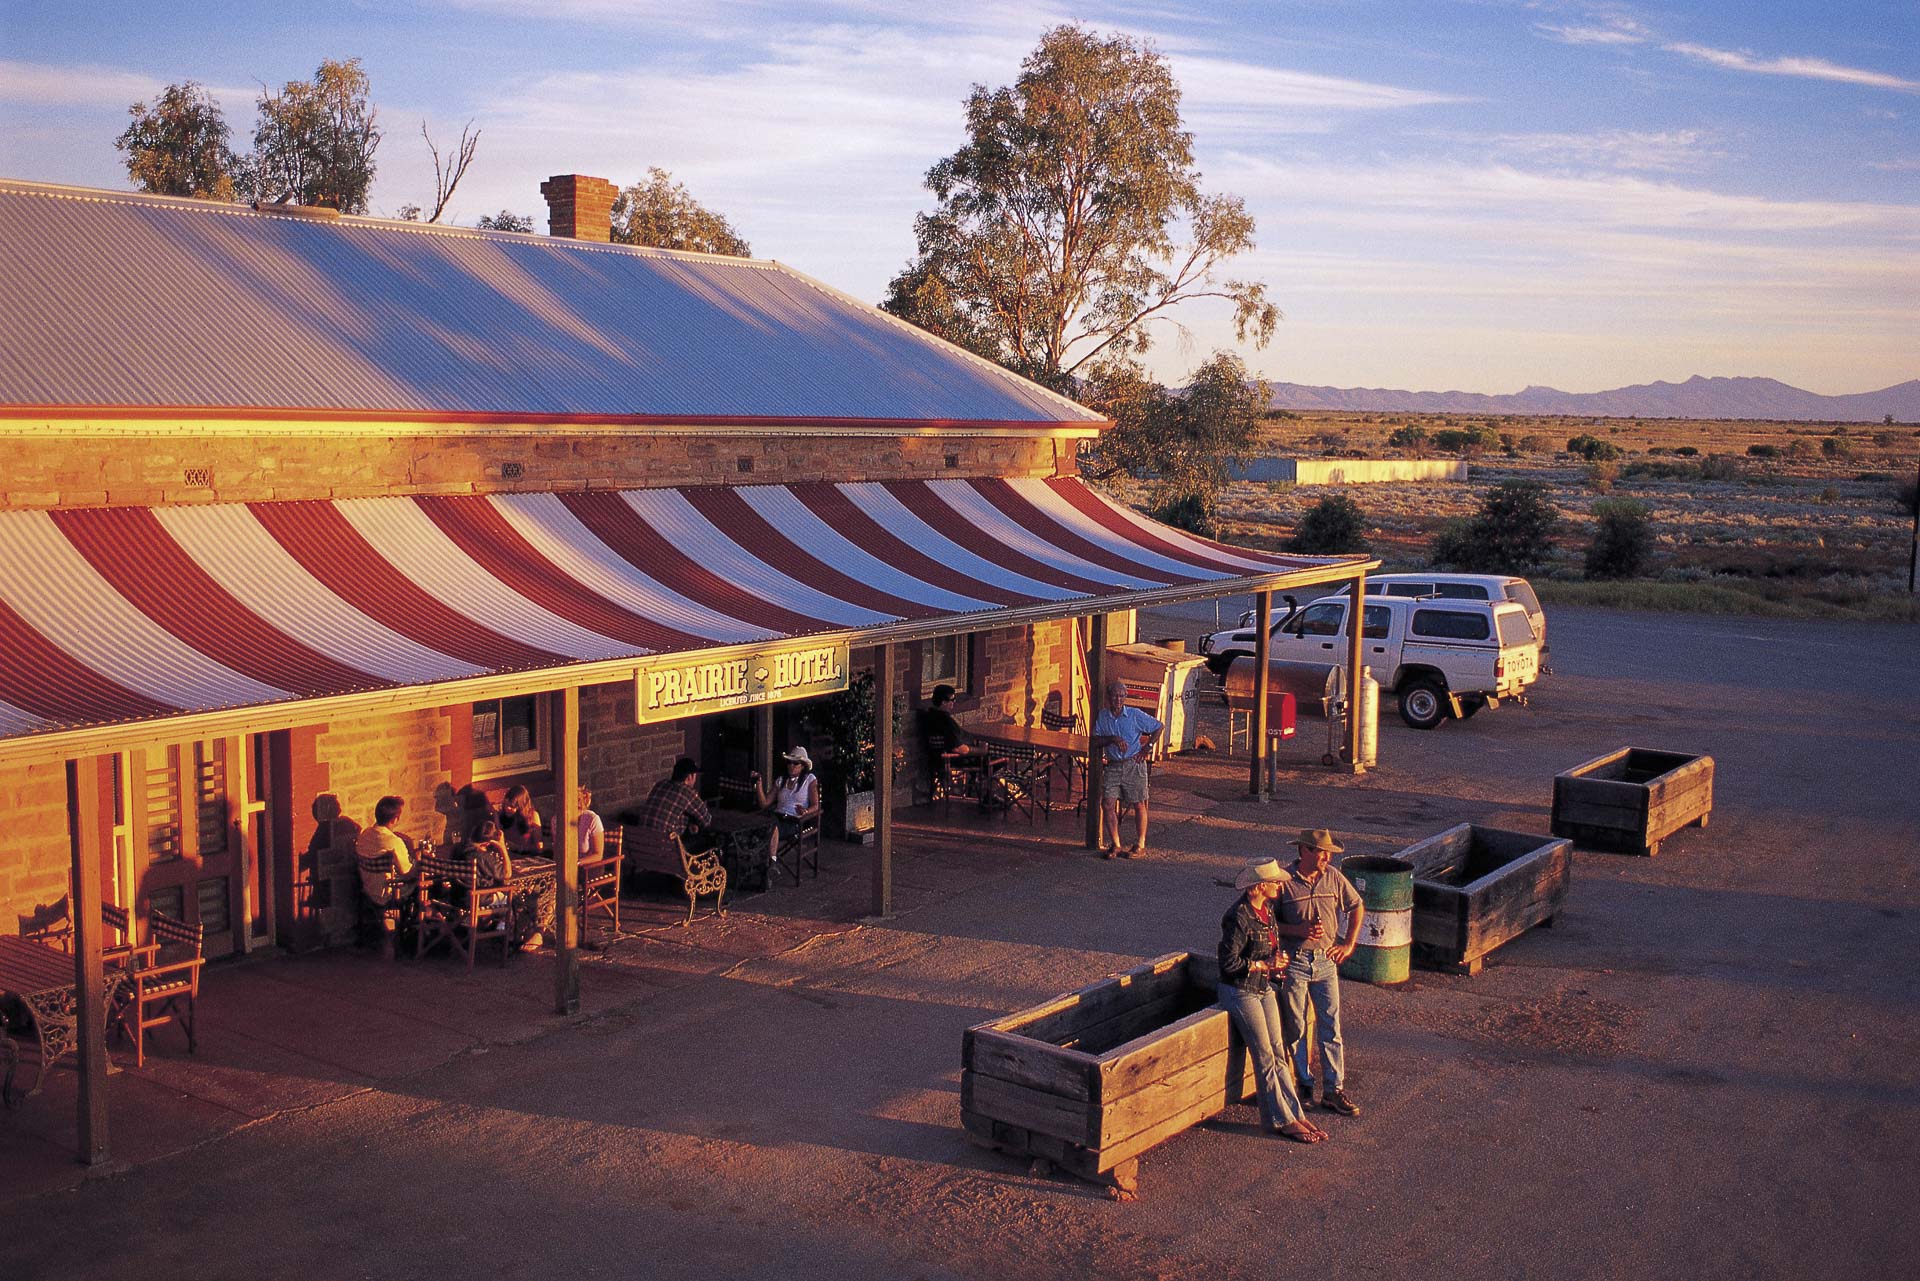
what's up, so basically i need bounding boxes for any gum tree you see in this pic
[882,25,1277,388]
[116,81,239,201]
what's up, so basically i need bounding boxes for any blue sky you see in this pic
[2,0,1914,395]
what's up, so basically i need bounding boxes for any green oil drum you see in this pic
[1338,855,1413,985]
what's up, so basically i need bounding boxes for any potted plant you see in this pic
[810,672,908,843]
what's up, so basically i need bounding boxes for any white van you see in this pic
[1208,594,1542,729]
[1215,572,1547,669]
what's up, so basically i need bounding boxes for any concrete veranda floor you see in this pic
[4,605,1918,1280]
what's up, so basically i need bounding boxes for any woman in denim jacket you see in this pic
[1218,860,1328,1143]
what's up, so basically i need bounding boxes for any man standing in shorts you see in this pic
[1091,678,1162,858]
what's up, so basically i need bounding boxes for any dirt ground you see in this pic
[4,604,1918,1280]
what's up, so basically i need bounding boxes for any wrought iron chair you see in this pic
[625,827,728,926]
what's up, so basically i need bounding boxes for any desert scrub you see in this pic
[1586,498,1654,579]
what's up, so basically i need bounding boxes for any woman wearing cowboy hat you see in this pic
[1218,859,1328,1143]
[752,746,821,868]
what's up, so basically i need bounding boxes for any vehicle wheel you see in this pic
[1398,679,1448,730]
[1204,653,1233,678]
[1456,695,1485,720]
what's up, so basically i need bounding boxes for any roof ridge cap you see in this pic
[0,175,784,267]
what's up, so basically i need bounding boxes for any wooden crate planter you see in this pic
[960,952,1254,1197]
[1397,824,1572,975]
[1552,747,1714,858]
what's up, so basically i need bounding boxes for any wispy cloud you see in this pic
[0,59,160,108]
[1425,127,1715,172]
[0,59,253,114]
[1664,43,1920,94]
[1533,15,1650,47]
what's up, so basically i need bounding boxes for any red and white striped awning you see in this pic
[0,478,1362,749]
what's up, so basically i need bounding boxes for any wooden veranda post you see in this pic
[66,756,111,1166]
[1249,590,1272,798]
[1084,614,1109,850]
[553,686,581,1016]
[872,644,895,918]
[1346,571,1368,773]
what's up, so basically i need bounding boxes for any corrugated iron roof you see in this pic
[0,478,1358,749]
[0,179,1102,426]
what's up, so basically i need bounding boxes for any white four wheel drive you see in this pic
[1205,593,1543,730]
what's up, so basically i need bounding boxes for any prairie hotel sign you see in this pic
[635,642,850,724]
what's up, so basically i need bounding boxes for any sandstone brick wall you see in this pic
[2,430,1079,509]
[293,708,454,946]
[0,760,79,938]
[577,681,690,821]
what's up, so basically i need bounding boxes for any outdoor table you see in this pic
[706,810,776,892]
[0,934,130,1101]
[510,856,558,934]
[971,722,1090,810]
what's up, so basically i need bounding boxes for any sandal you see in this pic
[1276,1122,1324,1144]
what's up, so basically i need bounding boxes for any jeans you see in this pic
[1217,983,1306,1128]
[1283,950,1345,1090]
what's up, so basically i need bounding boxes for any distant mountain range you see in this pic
[1265,375,1920,423]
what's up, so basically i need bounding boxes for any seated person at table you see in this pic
[576,784,605,861]
[637,757,717,853]
[921,683,973,755]
[355,795,415,904]
[499,784,545,856]
[751,746,821,863]
[455,819,544,948]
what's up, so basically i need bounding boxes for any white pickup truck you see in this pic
[1205,593,1542,729]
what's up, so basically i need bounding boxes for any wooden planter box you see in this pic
[960,952,1253,1195]
[1397,824,1572,975]
[1552,747,1714,858]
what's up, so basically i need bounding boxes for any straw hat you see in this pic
[782,746,813,767]
[1234,859,1285,890]
[1293,828,1345,854]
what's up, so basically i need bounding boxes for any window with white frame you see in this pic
[920,635,971,698]
[472,693,548,776]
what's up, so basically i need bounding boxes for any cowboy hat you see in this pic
[782,746,813,767]
[1292,828,1344,854]
[1234,859,1285,890]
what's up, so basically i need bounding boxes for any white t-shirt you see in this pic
[576,809,605,856]
[772,773,818,817]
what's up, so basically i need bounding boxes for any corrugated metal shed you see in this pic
[0,179,1101,426]
[0,477,1354,749]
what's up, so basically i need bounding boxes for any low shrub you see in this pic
[1585,497,1653,579]
[1821,436,1853,459]
[1567,434,1621,462]
[1149,491,1214,537]
[1896,475,1919,516]
[1746,444,1779,458]
[1286,493,1371,554]
[1517,433,1552,454]
[1430,480,1559,572]
[1621,460,1699,481]
[1432,423,1500,455]
[1673,445,1699,457]
[1585,461,1619,491]
[1785,439,1816,460]
[1699,453,1742,481]
[1386,425,1427,450]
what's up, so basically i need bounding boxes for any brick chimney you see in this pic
[539,174,618,242]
